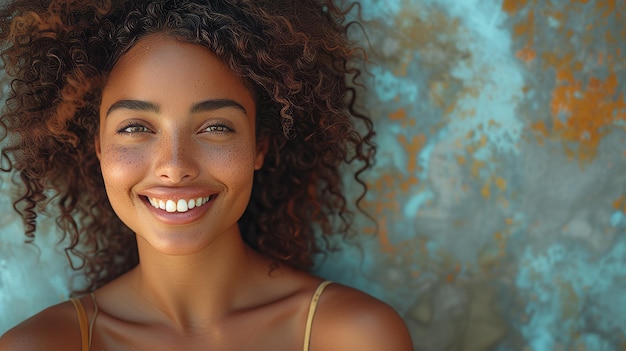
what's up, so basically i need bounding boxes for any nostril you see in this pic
[155,159,199,183]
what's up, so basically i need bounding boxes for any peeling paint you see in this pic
[532,72,626,162]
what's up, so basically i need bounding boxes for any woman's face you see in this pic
[96,34,265,255]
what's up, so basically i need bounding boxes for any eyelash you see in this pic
[115,123,234,135]
[116,123,151,135]
[203,124,233,134]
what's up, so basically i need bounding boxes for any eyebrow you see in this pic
[106,100,159,117]
[190,99,247,115]
[105,98,247,117]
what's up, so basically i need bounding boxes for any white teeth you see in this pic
[148,196,213,213]
[165,200,176,212]
[177,199,188,212]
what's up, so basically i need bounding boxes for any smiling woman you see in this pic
[98,35,263,254]
[0,0,412,350]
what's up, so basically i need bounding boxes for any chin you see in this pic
[134,225,237,257]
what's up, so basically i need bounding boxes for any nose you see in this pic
[154,135,199,183]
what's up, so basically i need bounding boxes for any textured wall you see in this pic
[1,0,626,350]
[314,0,626,350]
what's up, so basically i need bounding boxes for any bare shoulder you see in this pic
[312,282,413,351]
[0,300,80,351]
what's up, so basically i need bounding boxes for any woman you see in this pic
[0,0,412,350]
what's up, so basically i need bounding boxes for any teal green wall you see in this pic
[315,0,626,350]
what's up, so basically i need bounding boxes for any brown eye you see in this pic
[203,124,233,133]
[116,123,151,134]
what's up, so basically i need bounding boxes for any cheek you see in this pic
[99,144,146,190]
[206,141,256,189]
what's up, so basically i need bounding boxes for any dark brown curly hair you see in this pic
[0,0,375,293]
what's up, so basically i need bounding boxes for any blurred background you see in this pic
[2,0,625,350]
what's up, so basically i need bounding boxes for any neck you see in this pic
[127,227,270,331]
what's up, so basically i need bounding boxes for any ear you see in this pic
[95,135,102,161]
[254,135,269,170]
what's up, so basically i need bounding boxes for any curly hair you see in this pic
[0,0,375,293]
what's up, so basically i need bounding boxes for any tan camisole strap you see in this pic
[71,286,329,351]
[70,293,98,351]
[303,280,333,351]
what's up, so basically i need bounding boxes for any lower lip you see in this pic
[142,196,216,225]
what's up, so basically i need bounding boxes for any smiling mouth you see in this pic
[146,195,216,213]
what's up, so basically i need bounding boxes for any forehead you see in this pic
[100,34,255,116]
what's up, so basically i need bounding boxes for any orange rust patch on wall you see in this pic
[389,107,417,129]
[366,174,396,215]
[541,51,575,70]
[495,177,507,192]
[395,134,425,196]
[362,133,427,233]
[502,0,529,14]
[481,182,491,199]
[398,134,426,173]
[479,176,508,200]
[532,71,626,161]
[614,196,626,214]
[389,108,407,121]
[455,155,466,165]
[514,9,535,47]
[516,47,537,63]
[377,216,395,253]
[597,0,617,17]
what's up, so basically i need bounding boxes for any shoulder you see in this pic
[0,300,81,351]
[310,282,413,351]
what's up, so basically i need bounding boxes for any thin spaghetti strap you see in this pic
[70,297,90,351]
[88,292,99,350]
[303,280,333,351]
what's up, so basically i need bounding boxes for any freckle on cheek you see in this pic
[103,147,144,178]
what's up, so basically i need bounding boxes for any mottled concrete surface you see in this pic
[1,0,625,350]
[314,0,626,350]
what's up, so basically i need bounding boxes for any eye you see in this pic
[202,124,233,134]
[116,123,152,135]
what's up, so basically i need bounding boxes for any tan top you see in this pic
[70,281,333,351]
